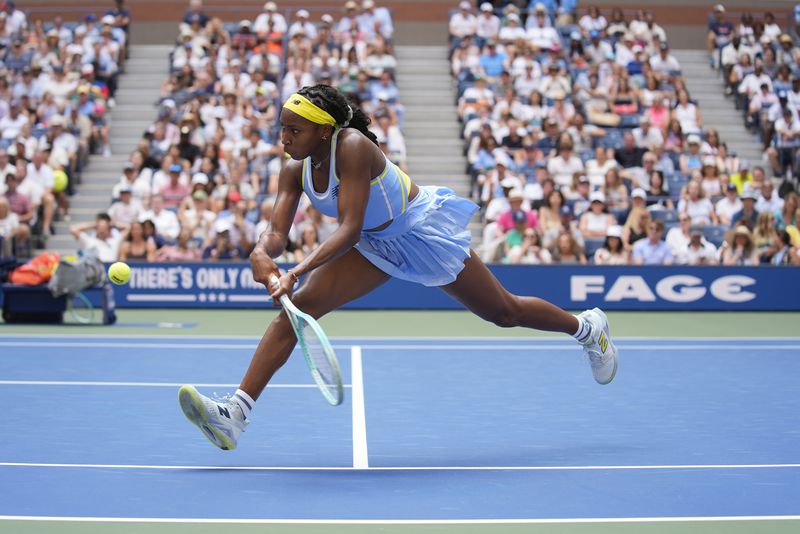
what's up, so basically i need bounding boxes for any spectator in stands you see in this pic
[118,220,156,262]
[511,228,552,265]
[753,211,778,263]
[139,194,180,242]
[678,179,717,226]
[602,167,629,210]
[202,219,245,260]
[731,188,759,229]
[579,191,615,239]
[538,188,567,236]
[677,225,718,265]
[614,131,646,169]
[767,107,800,177]
[1,173,33,232]
[776,191,798,230]
[672,89,702,135]
[107,186,142,228]
[449,1,477,50]
[679,134,703,174]
[0,196,28,257]
[632,219,673,265]
[756,180,784,215]
[155,227,201,261]
[715,183,743,226]
[585,147,617,189]
[665,212,692,255]
[475,3,500,48]
[160,164,190,209]
[632,115,663,150]
[15,159,55,238]
[646,172,673,210]
[183,0,209,27]
[547,133,583,190]
[70,213,122,262]
[623,206,651,251]
[593,225,629,265]
[771,228,799,265]
[707,4,734,60]
[699,157,722,198]
[649,42,681,79]
[497,188,537,234]
[720,224,758,265]
[550,230,588,265]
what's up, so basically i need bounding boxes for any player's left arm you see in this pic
[289,132,373,279]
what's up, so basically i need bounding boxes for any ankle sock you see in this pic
[572,316,592,344]
[232,389,255,419]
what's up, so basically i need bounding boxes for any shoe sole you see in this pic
[178,385,236,451]
[591,308,618,385]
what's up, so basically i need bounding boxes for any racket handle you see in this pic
[269,274,292,308]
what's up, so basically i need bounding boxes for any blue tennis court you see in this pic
[0,335,798,524]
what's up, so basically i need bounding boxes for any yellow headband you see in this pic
[282,93,336,126]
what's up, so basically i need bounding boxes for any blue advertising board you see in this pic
[110,262,800,311]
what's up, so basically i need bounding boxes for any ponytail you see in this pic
[297,84,379,146]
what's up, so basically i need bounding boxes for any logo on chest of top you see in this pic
[331,184,339,199]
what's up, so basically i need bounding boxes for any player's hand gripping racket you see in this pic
[269,274,344,406]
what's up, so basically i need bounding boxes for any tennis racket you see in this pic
[269,274,344,406]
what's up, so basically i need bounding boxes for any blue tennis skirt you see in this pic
[355,186,479,287]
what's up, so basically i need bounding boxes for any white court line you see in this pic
[1,462,798,471]
[0,516,798,525]
[0,381,352,388]
[1,341,798,351]
[351,346,368,469]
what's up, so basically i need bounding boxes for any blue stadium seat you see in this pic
[666,172,689,200]
[584,237,605,259]
[703,224,727,247]
[651,209,679,223]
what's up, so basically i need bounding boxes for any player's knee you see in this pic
[483,300,521,329]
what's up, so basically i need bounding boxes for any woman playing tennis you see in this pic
[179,85,618,450]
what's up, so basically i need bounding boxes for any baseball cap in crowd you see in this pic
[480,2,493,13]
[321,13,334,24]
[780,34,793,44]
[631,187,647,200]
[123,162,135,171]
[606,225,623,238]
[659,42,670,50]
[570,31,581,41]
[559,205,572,217]
[714,4,725,13]
[589,29,600,39]
[590,191,606,204]
[687,134,701,145]
[214,218,233,233]
[577,175,590,185]
[168,164,182,173]
[101,14,116,25]
[263,2,277,11]
[512,209,527,224]
[741,189,757,200]
[726,182,738,193]
[227,191,243,202]
[239,19,252,28]
[689,225,704,237]
[458,0,470,9]
[363,0,376,8]
[191,172,209,185]
[192,190,208,201]
[119,185,132,194]
[296,9,309,18]
[85,14,97,22]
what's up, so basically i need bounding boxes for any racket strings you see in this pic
[298,322,338,396]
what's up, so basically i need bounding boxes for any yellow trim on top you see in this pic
[369,164,391,185]
[397,167,412,213]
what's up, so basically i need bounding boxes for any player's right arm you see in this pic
[249,160,303,286]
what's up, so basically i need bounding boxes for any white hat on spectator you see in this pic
[480,2,493,13]
[81,64,94,74]
[161,98,176,109]
[101,14,116,25]
[458,1,470,9]
[239,19,252,28]
[590,191,606,204]
[508,188,524,201]
[296,9,310,18]
[214,218,233,234]
[500,176,517,188]
[214,106,227,119]
[321,13,334,24]
[66,43,84,56]
[507,13,520,22]
[631,188,647,200]
[263,1,277,10]
[713,4,725,13]
[363,0,375,9]
[606,225,623,239]
[191,172,209,185]
[687,134,701,145]
[533,2,547,12]
[345,0,358,10]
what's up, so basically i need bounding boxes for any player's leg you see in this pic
[180,248,389,450]
[441,250,617,384]
[441,250,579,333]
[238,247,390,400]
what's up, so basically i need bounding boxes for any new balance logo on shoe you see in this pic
[217,405,230,418]
[598,331,608,354]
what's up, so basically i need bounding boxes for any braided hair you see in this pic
[296,84,379,146]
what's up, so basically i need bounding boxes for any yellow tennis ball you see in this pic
[108,262,131,285]
[53,170,68,193]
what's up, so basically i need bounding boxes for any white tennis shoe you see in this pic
[579,308,618,385]
[178,385,248,450]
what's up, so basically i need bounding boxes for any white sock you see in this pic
[232,389,255,419]
[572,316,592,344]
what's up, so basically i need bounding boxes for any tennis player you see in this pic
[179,85,618,450]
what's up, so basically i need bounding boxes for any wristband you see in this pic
[288,270,300,283]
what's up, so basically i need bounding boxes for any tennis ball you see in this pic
[108,262,131,285]
[53,170,68,193]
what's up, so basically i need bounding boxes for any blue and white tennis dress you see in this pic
[301,128,479,286]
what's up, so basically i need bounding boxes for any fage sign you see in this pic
[571,275,756,304]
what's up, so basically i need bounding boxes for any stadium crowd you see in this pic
[66,0,405,264]
[451,1,799,266]
[0,0,128,259]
